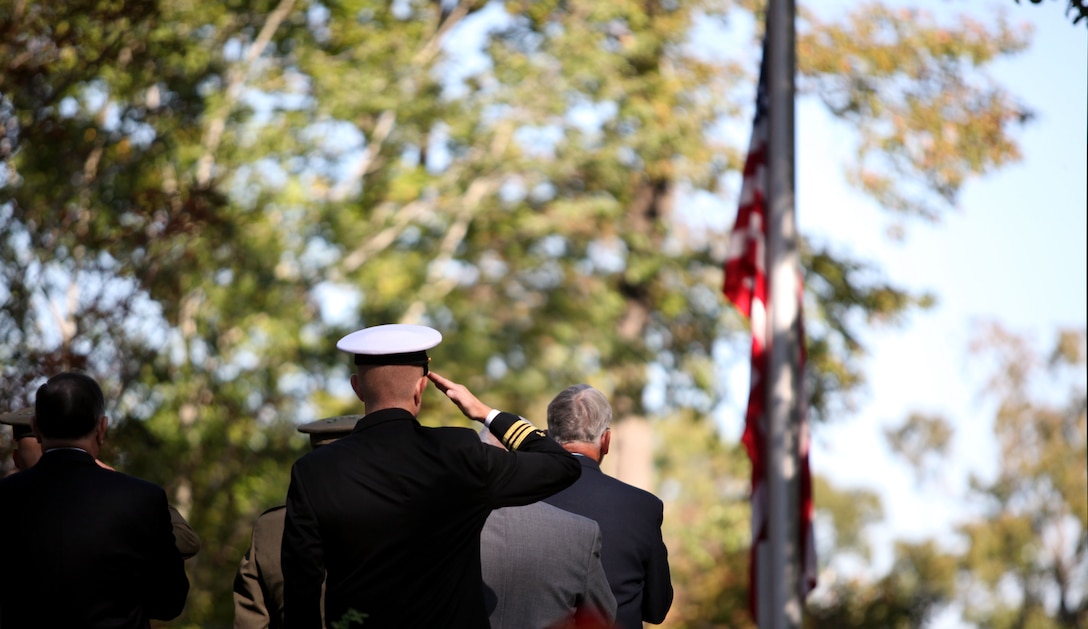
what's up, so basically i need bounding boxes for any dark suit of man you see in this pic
[2,405,201,561]
[282,408,581,629]
[481,501,616,629]
[0,449,190,628]
[544,456,673,629]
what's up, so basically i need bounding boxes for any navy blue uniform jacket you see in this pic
[281,408,581,629]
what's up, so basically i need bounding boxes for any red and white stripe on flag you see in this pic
[722,51,817,620]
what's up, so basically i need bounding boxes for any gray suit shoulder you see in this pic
[529,500,600,532]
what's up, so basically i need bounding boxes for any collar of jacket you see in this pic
[574,454,602,473]
[352,407,416,434]
[37,448,97,467]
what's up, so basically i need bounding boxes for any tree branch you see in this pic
[196,0,297,187]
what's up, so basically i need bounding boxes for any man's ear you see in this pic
[600,428,611,458]
[350,372,362,401]
[96,415,108,445]
[413,374,427,407]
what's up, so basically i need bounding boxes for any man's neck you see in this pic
[561,441,602,463]
[364,404,415,416]
[40,438,98,457]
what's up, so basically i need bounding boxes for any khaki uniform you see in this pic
[233,506,287,629]
[169,505,202,560]
[233,415,355,629]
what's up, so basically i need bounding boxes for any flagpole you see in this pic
[764,0,802,626]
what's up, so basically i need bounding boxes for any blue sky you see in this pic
[778,0,1087,610]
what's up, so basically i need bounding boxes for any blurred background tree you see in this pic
[2,1,1074,627]
[804,324,1086,628]
[955,324,1087,628]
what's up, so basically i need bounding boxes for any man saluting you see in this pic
[281,324,581,629]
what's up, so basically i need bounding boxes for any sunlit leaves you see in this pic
[798,4,1031,225]
[807,540,957,629]
[957,323,1087,627]
[883,412,953,483]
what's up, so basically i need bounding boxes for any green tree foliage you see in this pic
[957,323,1088,628]
[806,539,957,628]
[656,433,893,628]
[810,476,883,565]
[1,0,328,621]
[810,325,1086,627]
[657,414,755,627]
[798,3,1031,226]
[883,411,953,484]
[1,1,1037,625]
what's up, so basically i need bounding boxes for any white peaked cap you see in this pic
[337,324,442,355]
[336,324,442,370]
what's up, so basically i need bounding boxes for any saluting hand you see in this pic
[427,371,494,423]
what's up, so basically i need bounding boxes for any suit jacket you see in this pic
[0,449,190,628]
[233,505,287,629]
[282,408,581,629]
[481,501,616,629]
[544,456,673,629]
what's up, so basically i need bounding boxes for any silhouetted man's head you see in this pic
[34,372,105,440]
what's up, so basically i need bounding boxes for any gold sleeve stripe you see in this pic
[503,420,537,450]
[502,421,533,449]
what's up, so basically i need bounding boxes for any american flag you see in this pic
[722,46,816,621]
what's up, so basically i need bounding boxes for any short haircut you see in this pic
[34,372,105,439]
[546,384,611,445]
[355,364,422,398]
